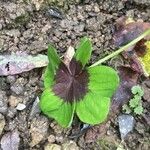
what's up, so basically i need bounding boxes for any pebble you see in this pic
[47,8,64,19]
[31,0,44,11]
[10,78,25,95]
[73,23,85,33]
[7,107,17,118]
[3,2,26,20]
[0,114,5,135]
[29,97,41,120]
[94,4,100,13]
[60,19,74,30]
[5,29,21,37]
[118,114,135,139]
[0,78,7,91]
[8,95,22,107]
[6,76,16,84]
[135,122,145,134]
[30,116,49,147]
[47,134,56,143]
[44,143,61,150]
[16,103,26,111]
[55,135,64,143]
[62,141,79,150]
[50,123,64,134]
[11,85,24,95]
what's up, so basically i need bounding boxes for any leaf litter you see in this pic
[114,17,150,76]
[0,52,48,76]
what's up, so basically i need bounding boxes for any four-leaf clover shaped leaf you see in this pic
[40,37,119,127]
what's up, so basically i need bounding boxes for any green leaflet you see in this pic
[44,64,54,88]
[88,66,119,97]
[47,44,60,67]
[74,37,92,67]
[76,92,111,124]
[46,102,75,128]
[40,89,75,127]
[44,45,61,88]
[40,89,63,112]
[76,66,119,124]
[45,102,75,128]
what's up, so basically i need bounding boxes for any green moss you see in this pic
[14,13,30,26]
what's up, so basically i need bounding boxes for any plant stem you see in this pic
[90,28,150,67]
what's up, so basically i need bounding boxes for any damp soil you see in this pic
[0,0,150,149]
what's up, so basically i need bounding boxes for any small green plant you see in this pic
[40,29,150,127]
[40,37,119,127]
[122,85,144,115]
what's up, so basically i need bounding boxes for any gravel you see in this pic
[29,116,49,147]
[0,0,150,149]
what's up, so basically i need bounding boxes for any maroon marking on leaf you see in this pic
[52,58,89,102]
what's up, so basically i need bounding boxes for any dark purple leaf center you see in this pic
[52,58,89,102]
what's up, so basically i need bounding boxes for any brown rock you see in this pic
[30,116,49,147]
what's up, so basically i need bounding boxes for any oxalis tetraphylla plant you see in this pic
[40,29,150,127]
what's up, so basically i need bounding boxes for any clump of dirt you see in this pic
[0,0,150,149]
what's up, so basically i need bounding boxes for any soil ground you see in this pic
[0,0,150,149]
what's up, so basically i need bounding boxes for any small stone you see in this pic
[42,23,52,33]
[47,135,55,143]
[44,143,61,150]
[0,78,7,91]
[85,5,92,12]
[10,78,25,95]
[16,103,26,111]
[8,96,22,107]
[6,76,16,84]
[94,4,100,13]
[0,90,8,114]
[30,116,49,147]
[73,24,85,33]
[60,20,74,30]
[118,114,135,139]
[55,135,64,143]
[62,141,79,150]
[47,8,64,19]
[0,114,5,135]
[50,123,64,134]
[0,130,20,150]
[23,29,33,39]
[29,40,47,53]
[5,29,21,37]
[135,122,145,134]
[31,0,44,11]
[29,97,41,120]
[7,107,17,118]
